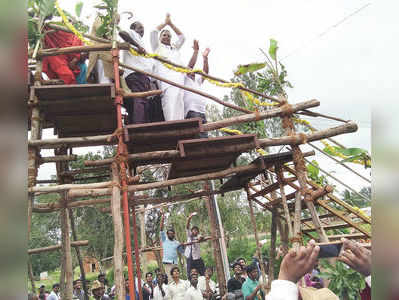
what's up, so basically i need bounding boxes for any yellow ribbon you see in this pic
[55,1,93,46]
[292,118,371,167]
[242,91,279,107]
[219,128,268,156]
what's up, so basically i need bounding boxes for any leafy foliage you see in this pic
[306,160,328,186]
[234,63,266,76]
[94,0,118,38]
[320,261,366,300]
[323,146,371,169]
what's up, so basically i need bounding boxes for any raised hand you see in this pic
[338,238,371,276]
[165,13,172,25]
[193,40,199,51]
[278,239,320,283]
[203,48,211,58]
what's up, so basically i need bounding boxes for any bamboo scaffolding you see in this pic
[37,43,130,57]
[40,154,77,164]
[68,163,265,199]
[275,165,293,239]
[303,158,370,202]
[204,181,227,295]
[280,94,329,246]
[69,209,89,300]
[46,23,110,43]
[246,187,268,294]
[316,200,371,237]
[110,163,126,300]
[29,104,358,153]
[308,142,370,183]
[28,240,89,254]
[29,181,112,193]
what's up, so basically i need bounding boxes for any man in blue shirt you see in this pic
[160,209,183,277]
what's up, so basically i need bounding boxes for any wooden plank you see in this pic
[125,118,203,153]
[302,222,363,233]
[328,233,368,241]
[169,135,258,179]
[33,83,114,101]
[317,200,371,238]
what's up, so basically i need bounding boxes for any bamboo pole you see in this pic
[308,142,370,183]
[69,209,89,300]
[202,100,320,131]
[275,165,293,239]
[28,259,36,292]
[29,181,112,193]
[46,23,110,43]
[123,90,163,98]
[118,61,252,114]
[56,149,73,300]
[28,240,89,254]
[304,158,370,202]
[110,163,126,300]
[69,163,265,199]
[246,187,267,294]
[37,43,130,57]
[280,95,329,245]
[268,208,278,289]
[40,155,77,164]
[316,200,371,237]
[28,134,114,149]
[283,166,371,224]
[204,181,226,296]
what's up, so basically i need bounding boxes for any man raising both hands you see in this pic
[185,212,206,276]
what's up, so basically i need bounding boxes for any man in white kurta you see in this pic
[185,273,204,300]
[150,14,185,121]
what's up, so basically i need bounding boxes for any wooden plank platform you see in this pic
[124,118,203,154]
[220,151,298,191]
[30,84,117,138]
[168,135,258,179]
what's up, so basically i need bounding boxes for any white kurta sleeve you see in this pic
[150,29,160,52]
[266,280,298,300]
[365,275,371,287]
[174,34,185,50]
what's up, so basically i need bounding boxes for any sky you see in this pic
[34,0,387,192]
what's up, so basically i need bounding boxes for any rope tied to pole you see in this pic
[107,128,124,143]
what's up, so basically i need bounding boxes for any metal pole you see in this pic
[210,180,230,281]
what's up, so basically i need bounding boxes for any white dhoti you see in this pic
[161,86,185,121]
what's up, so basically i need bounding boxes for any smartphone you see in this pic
[316,241,344,258]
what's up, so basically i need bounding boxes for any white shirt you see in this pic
[150,29,186,88]
[153,284,170,300]
[184,229,202,260]
[47,291,59,300]
[121,28,153,76]
[168,279,190,300]
[184,285,204,300]
[183,75,207,116]
[266,280,298,300]
[197,276,216,294]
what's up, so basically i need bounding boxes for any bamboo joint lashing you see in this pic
[107,128,124,143]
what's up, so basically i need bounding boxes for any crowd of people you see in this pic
[39,13,211,131]
[30,210,371,300]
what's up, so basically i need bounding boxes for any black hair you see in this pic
[130,21,140,30]
[98,273,105,278]
[167,228,175,234]
[231,262,241,270]
[52,283,60,289]
[236,257,246,263]
[145,272,153,278]
[246,263,257,274]
[191,226,199,232]
[205,266,213,272]
[170,266,180,276]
